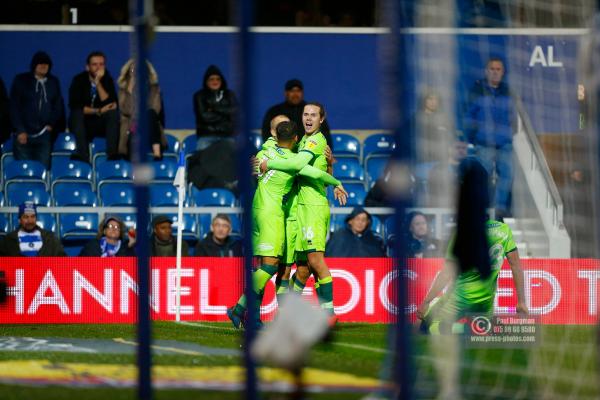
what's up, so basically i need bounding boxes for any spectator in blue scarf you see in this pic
[79,215,135,257]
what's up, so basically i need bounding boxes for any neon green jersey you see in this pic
[261,137,277,151]
[448,220,517,304]
[296,132,328,205]
[253,146,296,213]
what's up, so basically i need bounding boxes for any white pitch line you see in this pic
[331,342,390,354]
[177,321,238,332]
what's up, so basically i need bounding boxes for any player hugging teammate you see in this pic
[228,103,347,329]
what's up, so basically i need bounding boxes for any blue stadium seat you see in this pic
[1,153,14,179]
[91,137,107,168]
[333,158,364,182]
[342,182,367,206]
[5,182,50,206]
[0,213,9,235]
[1,136,13,153]
[191,187,236,207]
[371,215,384,237]
[249,132,262,151]
[51,132,76,155]
[182,135,197,156]
[115,213,137,230]
[4,160,47,186]
[150,159,178,181]
[384,216,396,241]
[149,184,179,207]
[63,245,84,256]
[365,156,389,187]
[99,182,135,206]
[329,214,346,233]
[59,213,98,243]
[11,213,56,232]
[51,159,93,184]
[363,134,395,161]
[53,182,97,207]
[332,133,360,158]
[96,160,133,189]
[156,214,198,242]
[164,133,180,154]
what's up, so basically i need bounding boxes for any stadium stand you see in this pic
[51,132,77,155]
[5,182,49,206]
[53,182,97,206]
[191,187,237,207]
[149,184,179,207]
[333,158,365,184]
[332,133,360,160]
[99,182,135,206]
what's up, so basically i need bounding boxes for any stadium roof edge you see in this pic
[0,25,590,35]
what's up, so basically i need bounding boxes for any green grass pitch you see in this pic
[0,322,597,399]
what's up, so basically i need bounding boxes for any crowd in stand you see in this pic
[0,50,519,258]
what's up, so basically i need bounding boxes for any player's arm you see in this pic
[298,165,348,205]
[506,249,529,314]
[416,260,457,320]
[261,151,313,173]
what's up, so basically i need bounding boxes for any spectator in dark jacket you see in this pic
[79,215,136,257]
[9,51,65,168]
[150,215,189,257]
[0,76,10,145]
[403,211,442,258]
[0,202,65,256]
[325,207,385,257]
[68,51,119,162]
[195,214,242,257]
[464,57,516,219]
[261,79,332,149]
[193,65,237,151]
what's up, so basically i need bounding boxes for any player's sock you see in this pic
[314,281,321,303]
[292,275,306,293]
[276,279,289,305]
[317,276,334,315]
[233,296,247,316]
[253,264,278,294]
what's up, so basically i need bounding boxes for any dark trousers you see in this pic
[13,132,52,169]
[69,108,119,162]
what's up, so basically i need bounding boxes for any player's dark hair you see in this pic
[304,101,326,119]
[486,56,504,67]
[87,51,106,65]
[276,120,297,142]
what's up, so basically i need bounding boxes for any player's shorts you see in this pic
[283,218,298,265]
[420,292,494,335]
[252,208,284,257]
[295,204,330,253]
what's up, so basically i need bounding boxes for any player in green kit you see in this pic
[417,219,529,334]
[228,120,346,328]
[260,103,344,325]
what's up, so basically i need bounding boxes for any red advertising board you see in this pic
[0,257,598,324]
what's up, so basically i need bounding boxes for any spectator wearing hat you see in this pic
[79,215,136,257]
[325,207,385,257]
[195,214,242,257]
[9,51,65,168]
[260,78,332,149]
[192,65,238,151]
[150,215,189,257]
[0,202,65,256]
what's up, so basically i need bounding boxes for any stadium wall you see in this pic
[1,257,598,325]
[0,26,584,133]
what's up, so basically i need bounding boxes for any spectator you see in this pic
[465,57,516,219]
[413,91,452,181]
[9,51,65,168]
[403,211,441,258]
[195,214,242,257]
[0,76,10,145]
[427,135,468,206]
[68,51,119,162]
[149,215,189,257]
[260,79,332,149]
[0,202,65,256]
[325,207,385,257]
[79,215,136,256]
[193,65,237,151]
[117,58,166,160]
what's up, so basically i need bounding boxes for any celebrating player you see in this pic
[228,120,346,329]
[260,102,344,324]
